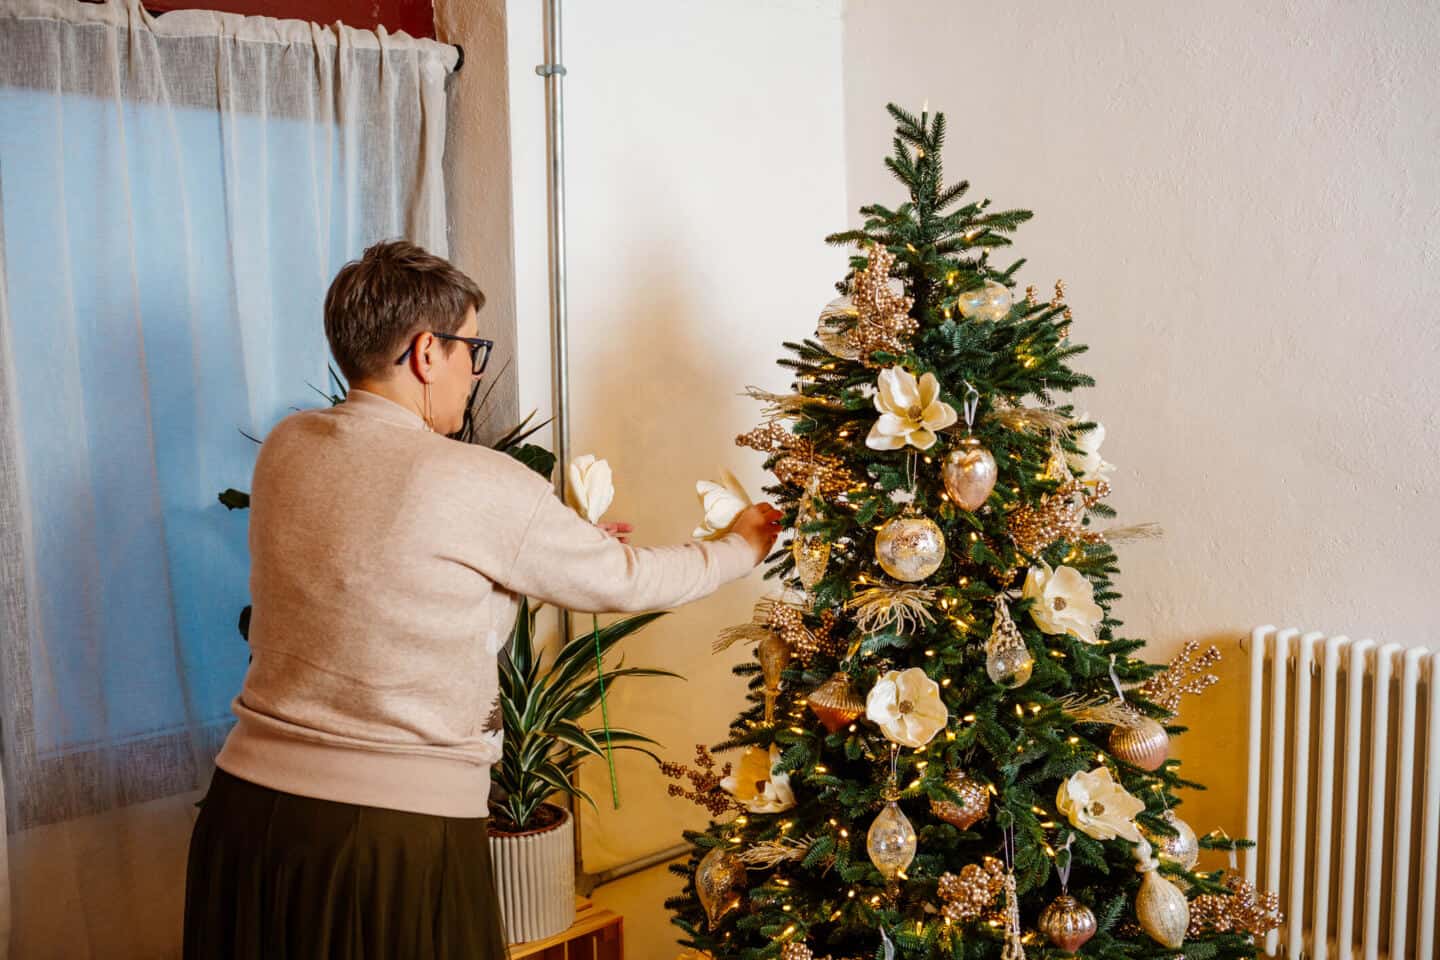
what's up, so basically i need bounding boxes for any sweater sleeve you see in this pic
[497,480,760,614]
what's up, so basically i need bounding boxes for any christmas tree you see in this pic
[662,105,1280,960]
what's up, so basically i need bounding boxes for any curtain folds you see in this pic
[0,2,456,954]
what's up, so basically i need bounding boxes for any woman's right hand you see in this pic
[732,503,784,565]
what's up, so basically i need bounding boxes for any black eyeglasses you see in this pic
[395,333,494,375]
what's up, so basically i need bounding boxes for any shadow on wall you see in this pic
[585,241,740,488]
[570,228,785,877]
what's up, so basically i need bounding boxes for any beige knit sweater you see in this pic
[215,389,757,817]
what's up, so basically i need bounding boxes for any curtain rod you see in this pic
[139,7,465,72]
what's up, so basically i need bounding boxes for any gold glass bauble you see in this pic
[874,511,945,582]
[929,769,990,829]
[792,535,831,590]
[942,437,998,511]
[807,672,865,733]
[816,296,862,360]
[956,280,1013,322]
[985,597,1034,689]
[757,632,789,689]
[1108,716,1170,771]
[1038,894,1097,954]
[986,638,1034,688]
[1145,809,1200,871]
[757,632,790,721]
[792,486,831,589]
[1134,839,1189,948]
[695,845,747,929]
[866,801,917,881]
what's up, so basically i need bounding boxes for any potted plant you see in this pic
[488,598,676,943]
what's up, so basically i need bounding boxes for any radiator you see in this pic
[1245,626,1440,959]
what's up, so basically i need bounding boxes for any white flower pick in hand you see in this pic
[567,454,615,524]
[865,667,948,749]
[865,365,958,452]
[1023,561,1105,645]
[1056,766,1145,841]
[692,469,752,540]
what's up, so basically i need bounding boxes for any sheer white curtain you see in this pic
[0,2,458,955]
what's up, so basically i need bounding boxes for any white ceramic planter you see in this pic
[488,805,576,944]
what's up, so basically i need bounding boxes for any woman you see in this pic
[184,240,781,958]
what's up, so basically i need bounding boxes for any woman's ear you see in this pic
[412,332,439,384]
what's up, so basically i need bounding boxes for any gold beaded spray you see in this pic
[712,598,838,666]
[1007,477,1110,556]
[936,856,1006,922]
[659,745,735,817]
[736,425,854,498]
[1187,875,1284,938]
[780,944,846,960]
[1006,436,1111,556]
[770,603,839,665]
[845,245,917,364]
[736,422,795,456]
[1051,279,1073,337]
[1138,640,1222,716]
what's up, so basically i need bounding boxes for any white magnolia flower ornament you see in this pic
[1023,561,1105,645]
[1056,766,1145,842]
[693,470,752,540]
[567,454,615,524]
[865,366,958,452]
[1065,412,1115,483]
[865,667,948,749]
[721,745,795,814]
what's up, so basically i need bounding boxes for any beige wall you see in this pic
[842,0,1440,863]
[436,0,521,442]
[504,1,847,956]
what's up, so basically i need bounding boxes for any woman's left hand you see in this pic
[599,521,633,544]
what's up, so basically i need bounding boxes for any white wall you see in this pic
[843,0,1440,858]
[505,2,847,956]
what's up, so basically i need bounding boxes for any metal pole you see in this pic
[537,0,583,885]
[535,0,691,898]
[579,842,692,895]
[539,0,570,530]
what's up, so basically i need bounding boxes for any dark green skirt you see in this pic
[184,768,510,959]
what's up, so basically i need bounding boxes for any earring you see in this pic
[422,382,434,432]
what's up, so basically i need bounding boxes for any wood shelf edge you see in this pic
[508,896,623,958]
